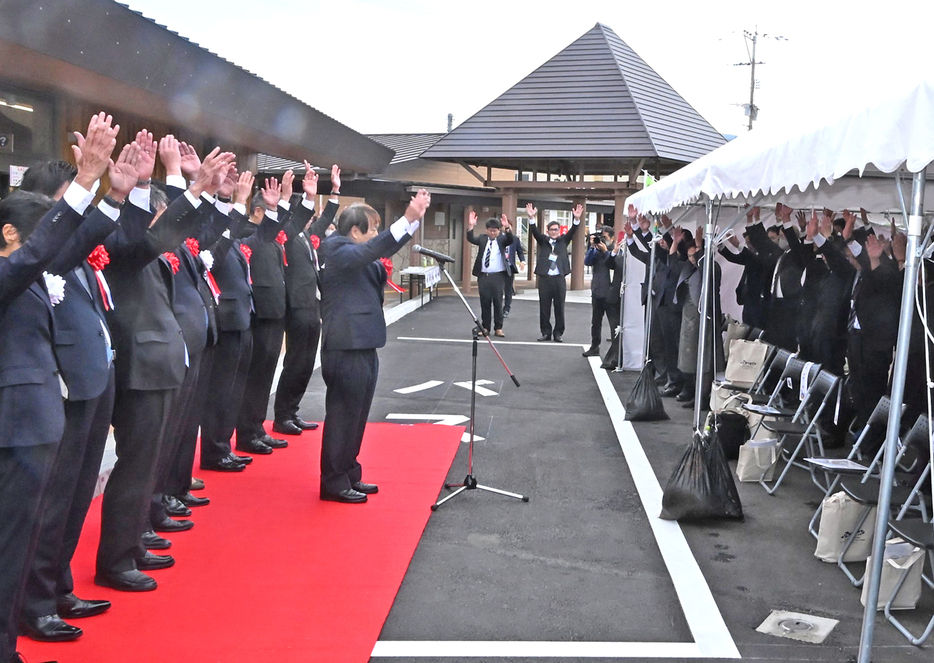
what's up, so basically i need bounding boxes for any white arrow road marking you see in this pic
[453,380,499,397]
[385,413,483,443]
[393,380,444,394]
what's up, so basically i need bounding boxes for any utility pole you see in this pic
[733,27,787,131]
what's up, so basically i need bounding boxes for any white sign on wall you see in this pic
[9,165,27,187]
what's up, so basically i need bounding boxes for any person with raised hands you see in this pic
[94,139,235,592]
[0,111,118,663]
[18,140,146,644]
[466,209,514,338]
[316,189,430,503]
[273,162,341,435]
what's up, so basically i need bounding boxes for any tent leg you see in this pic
[857,169,927,663]
[642,219,659,365]
[693,199,716,430]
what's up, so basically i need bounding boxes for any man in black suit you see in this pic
[527,202,581,342]
[317,190,431,503]
[95,139,234,592]
[582,225,623,357]
[503,232,525,318]
[273,163,340,435]
[467,212,514,337]
[719,228,777,330]
[19,144,141,642]
[0,111,117,663]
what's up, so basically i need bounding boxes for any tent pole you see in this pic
[642,217,660,364]
[614,241,628,371]
[693,198,716,430]
[856,168,926,663]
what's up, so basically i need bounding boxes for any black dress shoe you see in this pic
[162,495,191,517]
[229,452,252,465]
[537,334,551,342]
[553,334,563,343]
[141,530,172,550]
[272,419,302,435]
[292,417,318,431]
[352,481,379,494]
[320,488,368,504]
[235,438,273,455]
[675,389,695,403]
[20,614,82,642]
[257,433,288,449]
[136,551,175,571]
[56,592,111,619]
[176,491,210,507]
[190,477,205,490]
[152,516,194,533]
[582,346,600,357]
[200,457,245,472]
[95,569,156,592]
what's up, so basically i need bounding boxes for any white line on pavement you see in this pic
[394,380,444,394]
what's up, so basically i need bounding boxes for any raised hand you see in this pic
[302,161,318,197]
[572,203,583,220]
[628,203,637,221]
[262,177,281,208]
[500,213,512,232]
[280,169,294,201]
[806,210,819,240]
[134,129,157,182]
[526,203,538,220]
[234,170,254,206]
[892,231,907,264]
[107,142,141,200]
[624,222,633,239]
[405,189,431,222]
[795,210,807,230]
[841,210,856,240]
[468,210,477,230]
[771,203,783,221]
[330,164,341,194]
[671,226,684,246]
[191,148,236,198]
[865,234,883,260]
[660,214,673,229]
[638,215,650,233]
[158,135,182,177]
[218,164,237,199]
[179,142,202,181]
[72,112,119,190]
[727,233,740,248]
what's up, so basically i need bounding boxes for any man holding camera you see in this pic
[583,225,624,357]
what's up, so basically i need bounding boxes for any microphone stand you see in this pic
[427,260,529,511]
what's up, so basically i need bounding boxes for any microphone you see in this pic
[412,244,455,263]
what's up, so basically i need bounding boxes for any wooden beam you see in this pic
[455,160,487,185]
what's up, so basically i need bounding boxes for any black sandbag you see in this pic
[716,411,750,460]
[624,360,668,421]
[600,328,622,370]
[660,429,744,521]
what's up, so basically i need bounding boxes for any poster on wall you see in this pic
[9,165,27,187]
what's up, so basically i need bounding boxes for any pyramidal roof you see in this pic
[421,23,726,174]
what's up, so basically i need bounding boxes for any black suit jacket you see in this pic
[170,244,218,354]
[284,200,338,312]
[210,227,254,333]
[530,220,579,277]
[241,207,297,320]
[46,208,120,402]
[318,229,411,351]
[585,246,624,301]
[503,235,525,275]
[103,192,204,391]
[467,229,514,277]
[0,197,87,448]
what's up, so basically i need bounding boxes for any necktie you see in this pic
[484,241,492,269]
[847,272,862,331]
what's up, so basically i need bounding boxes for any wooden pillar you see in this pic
[461,205,474,293]
[570,197,586,291]
[501,189,517,222]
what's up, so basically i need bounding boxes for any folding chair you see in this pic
[883,518,934,646]
[715,345,790,407]
[744,357,821,434]
[806,396,903,539]
[757,368,840,495]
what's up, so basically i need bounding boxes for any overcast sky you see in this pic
[125,0,933,138]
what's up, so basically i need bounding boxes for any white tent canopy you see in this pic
[626,78,934,215]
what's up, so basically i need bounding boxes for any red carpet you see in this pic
[20,422,461,663]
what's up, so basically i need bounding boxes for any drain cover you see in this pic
[757,610,838,644]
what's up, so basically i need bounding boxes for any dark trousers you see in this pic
[766,297,800,352]
[504,272,516,312]
[590,296,620,348]
[656,303,684,384]
[320,349,378,495]
[847,332,894,430]
[0,443,57,661]
[478,272,506,332]
[23,370,115,619]
[538,274,567,337]
[200,329,252,465]
[273,306,321,423]
[150,350,202,526]
[237,317,285,445]
[167,346,214,495]
[97,387,175,574]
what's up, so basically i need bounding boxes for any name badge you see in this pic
[549,252,558,262]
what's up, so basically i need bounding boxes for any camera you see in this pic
[590,233,604,245]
